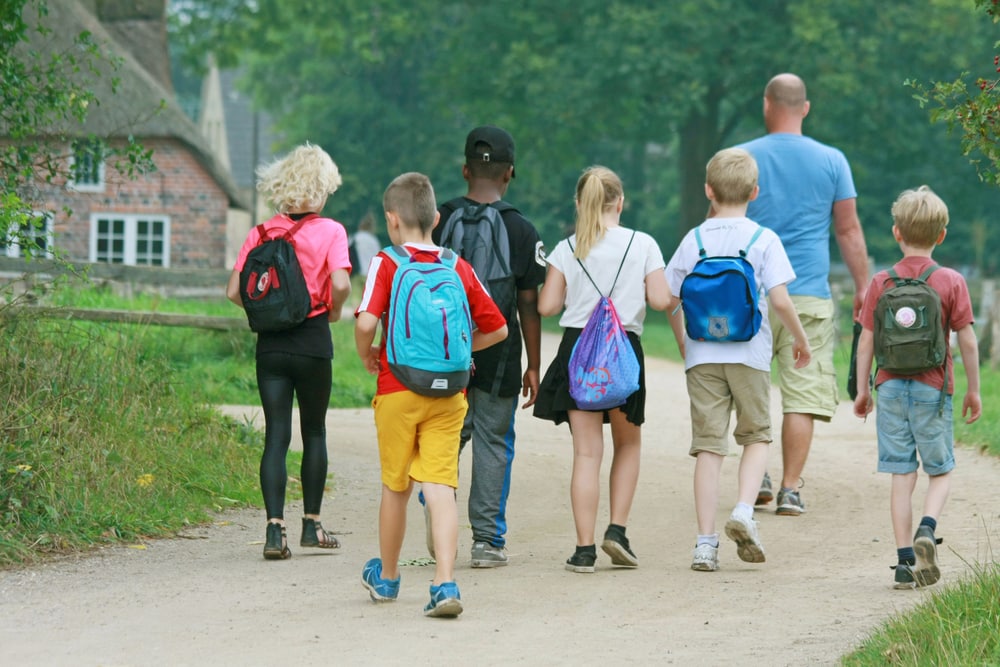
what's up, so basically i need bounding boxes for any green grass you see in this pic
[842,561,1000,665]
[45,280,376,407]
[0,306,264,565]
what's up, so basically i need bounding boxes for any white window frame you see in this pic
[5,211,54,259]
[68,139,106,192]
[89,214,171,267]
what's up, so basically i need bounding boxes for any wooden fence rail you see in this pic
[4,305,247,331]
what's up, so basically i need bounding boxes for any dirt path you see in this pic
[2,333,998,666]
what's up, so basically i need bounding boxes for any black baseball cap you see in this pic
[464,125,516,177]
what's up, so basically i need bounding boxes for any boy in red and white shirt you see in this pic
[355,172,507,617]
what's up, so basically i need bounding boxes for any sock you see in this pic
[897,547,915,565]
[780,486,796,494]
[575,544,597,556]
[607,523,627,536]
[697,534,720,548]
[731,502,754,522]
[919,516,937,532]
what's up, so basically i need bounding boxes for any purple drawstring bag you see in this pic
[568,295,640,410]
[566,230,640,411]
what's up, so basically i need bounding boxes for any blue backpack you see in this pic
[680,226,764,342]
[384,245,473,397]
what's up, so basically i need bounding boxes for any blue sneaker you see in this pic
[423,581,463,617]
[361,558,399,602]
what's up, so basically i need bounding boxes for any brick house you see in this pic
[5,0,248,271]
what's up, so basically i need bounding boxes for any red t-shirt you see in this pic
[234,214,351,319]
[355,243,507,395]
[859,256,974,393]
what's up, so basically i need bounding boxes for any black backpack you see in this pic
[438,199,518,393]
[239,215,313,333]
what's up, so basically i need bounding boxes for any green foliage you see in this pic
[0,305,262,566]
[907,1,1000,191]
[842,562,1000,665]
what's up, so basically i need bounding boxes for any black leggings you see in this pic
[256,352,332,520]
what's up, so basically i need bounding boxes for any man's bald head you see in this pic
[764,73,807,109]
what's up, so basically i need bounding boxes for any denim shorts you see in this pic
[875,379,954,475]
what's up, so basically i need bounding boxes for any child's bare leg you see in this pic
[568,410,605,546]
[423,481,458,585]
[608,410,641,526]
[922,471,951,520]
[736,442,769,508]
[890,472,918,548]
[694,452,724,536]
[378,481,413,580]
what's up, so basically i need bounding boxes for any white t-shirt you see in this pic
[546,226,666,335]
[664,217,795,372]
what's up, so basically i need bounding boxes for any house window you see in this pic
[4,212,54,259]
[90,214,170,267]
[69,139,105,192]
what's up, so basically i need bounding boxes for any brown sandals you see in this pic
[263,522,291,560]
[300,517,341,549]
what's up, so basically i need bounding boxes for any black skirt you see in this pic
[533,327,646,427]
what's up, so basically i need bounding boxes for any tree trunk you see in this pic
[677,85,723,239]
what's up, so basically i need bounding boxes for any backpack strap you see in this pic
[695,224,762,258]
[741,226,764,257]
[258,213,315,244]
[567,230,636,298]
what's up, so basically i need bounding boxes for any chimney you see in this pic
[95,0,174,95]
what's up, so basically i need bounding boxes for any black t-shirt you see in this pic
[435,196,546,396]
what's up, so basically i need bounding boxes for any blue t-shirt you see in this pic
[738,133,856,299]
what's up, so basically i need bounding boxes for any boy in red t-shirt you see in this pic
[853,185,981,590]
[355,172,508,617]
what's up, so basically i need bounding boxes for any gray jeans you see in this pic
[461,387,518,547]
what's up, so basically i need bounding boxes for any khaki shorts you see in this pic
[770,295,839,421]
[372,390,466,491]
[687,363,772,457]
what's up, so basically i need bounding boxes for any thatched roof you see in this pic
[9,0,247,210]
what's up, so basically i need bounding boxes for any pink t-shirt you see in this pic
[234,214,351,318]
[859,255,974,393]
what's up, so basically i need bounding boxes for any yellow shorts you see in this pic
[686,363,772,456]
[770,295,838,420]
[372,390,466,492]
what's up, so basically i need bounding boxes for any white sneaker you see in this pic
[691,543,719,571]
[724,514,766,563]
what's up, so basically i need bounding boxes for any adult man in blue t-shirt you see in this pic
[738,73,869,516]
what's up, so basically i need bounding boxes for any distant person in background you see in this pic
[226,142,352,560]
[736,73,869,516]
[349,212,381,280]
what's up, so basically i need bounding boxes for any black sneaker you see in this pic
[891,562,916,590]
[601,526,638,568]
[565,548,597,573]
[913,526,943,587]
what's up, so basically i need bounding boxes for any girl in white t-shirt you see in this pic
[533,165,670,573]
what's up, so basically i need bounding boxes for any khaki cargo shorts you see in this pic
[770,295,838,421]
[686,363,773,456]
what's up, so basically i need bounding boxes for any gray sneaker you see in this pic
[470,541,508,568]
[724,514,766,563]
[755,471,774,506]
[691,543,719,572]
[913,526,942,587]
[775,487,806,516]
